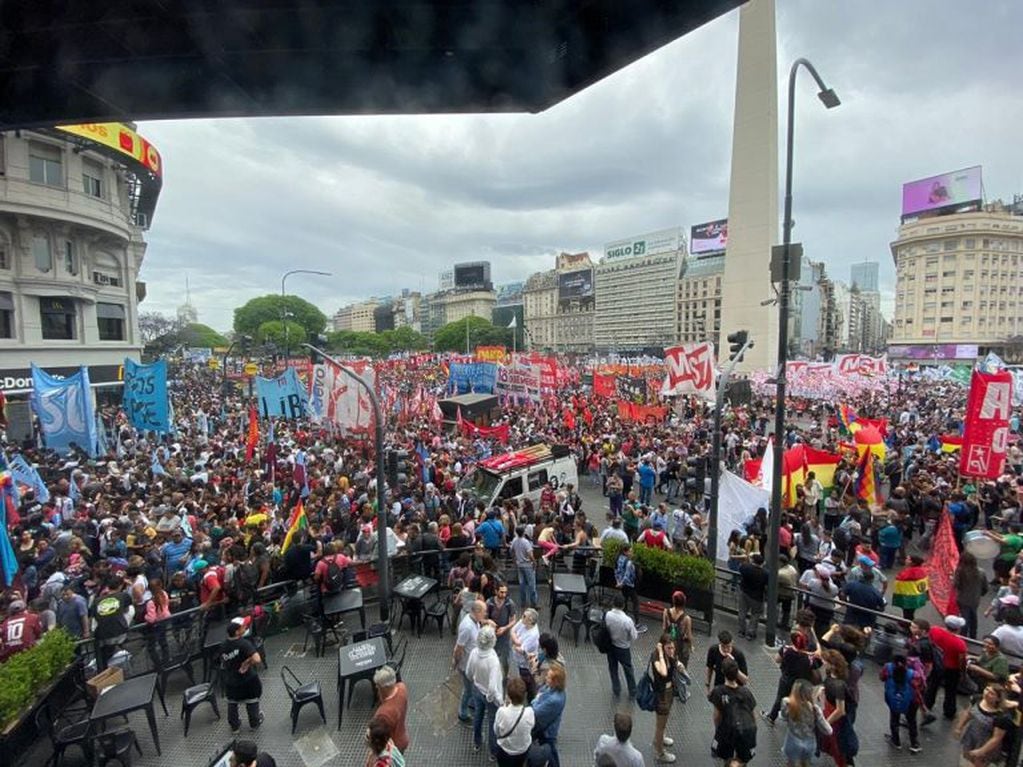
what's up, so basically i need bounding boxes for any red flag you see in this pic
[925,509,960,616]
[960,369,1014,479]
[563,408,576,431]
[245,405,259,462]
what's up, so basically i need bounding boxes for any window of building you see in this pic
[0,245,8,270]
[97,302,125,340]
[63,240,77,275]
[963,270,974,280]
[28,142,63,186]
[940,316,954,323]
[965,239,976,249]
[0,291,12,338]
[944,239,958,251]
[941,301,954,309]
[32,235,52,272]
[82,159,103,198]
[40,297,76,339]
[942,270,956,278]
[962,301,973,309]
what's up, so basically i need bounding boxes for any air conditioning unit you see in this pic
[93,272,110,285]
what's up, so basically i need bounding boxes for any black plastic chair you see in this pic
[386,635,409,682]
[149,643,194,716]
[302,612,344,658]
[35,705,92,767]
[281,665,326,734]
[180,682,220,736]
[558,602,590,647]
[421,593,451,637]
[394,597,425,634]
[90,726,142,767]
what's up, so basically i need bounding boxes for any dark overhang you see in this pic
[0,1,741,128]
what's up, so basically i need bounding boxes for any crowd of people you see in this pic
[1,357,1022,766]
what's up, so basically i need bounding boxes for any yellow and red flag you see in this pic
[245,404,259,462]
[281,500,308,553]
[804,446,841,490]
[854,449,879,505]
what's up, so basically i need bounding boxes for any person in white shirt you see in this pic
[600,519,630,546]
[510,609,541,700]
[453,600,485,722]
[494,676,535,765]
[467,626,504,758]
[594,711,646,767]
[605,593,639,699]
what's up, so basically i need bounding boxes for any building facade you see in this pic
[522,270,557,350]
[0,126,159,394]
[676,254,724,347]
[891,200,1023,359]
[594,232,683,352]
[850,261,879,292]
[332,299,378,332]
[419,287,497,340]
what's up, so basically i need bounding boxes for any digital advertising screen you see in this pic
[901,166,982,217]
[690,218,728,255]
[454,264,486,287]
[557,268,594,300]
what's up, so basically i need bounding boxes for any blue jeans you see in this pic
[518,566,538,609]
[459,670,474,720]
[879,545,898,570]
[472,687,498,754]
[607,644,636,698]
[639,485,653,505]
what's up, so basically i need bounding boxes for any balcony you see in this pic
[0,175,136,240]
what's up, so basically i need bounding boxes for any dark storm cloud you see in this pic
[138,0,1021,329]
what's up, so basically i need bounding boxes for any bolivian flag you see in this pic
[892,565,929,611]
[804,446,841,491]
[281,500,308,553]
[940,434,964,453]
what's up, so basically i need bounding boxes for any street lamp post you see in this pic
[765,58,840,648]
[280,269,332,362]
[302,342,391,622]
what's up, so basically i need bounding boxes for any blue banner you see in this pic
[30,364,98,457]
[123,358,171,433]
[448,362,498,394]
[255,367,308,419]
[10,455,50,504]
[0,456,18,586]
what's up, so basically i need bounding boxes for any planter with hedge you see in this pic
[601,539,716,626]
[0,629,77,733]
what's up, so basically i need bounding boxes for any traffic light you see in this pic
[384,449,410,491]
[727,330,752,361]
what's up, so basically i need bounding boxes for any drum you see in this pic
[964,530,1000,560]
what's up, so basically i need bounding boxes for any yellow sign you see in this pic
[55,123,162,178]
[207,358,220,370]
[244,363,259,376]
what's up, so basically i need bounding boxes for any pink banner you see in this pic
[960,369,1013,479]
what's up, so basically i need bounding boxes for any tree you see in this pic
[138,311,182,344]
[433,316,511,352]
[179,323,230,348]
[256,319,306,348]
[326,330,390,357]
[381,326,429,352]
[233,295,327,340]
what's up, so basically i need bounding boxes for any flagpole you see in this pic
[302,342,390,622]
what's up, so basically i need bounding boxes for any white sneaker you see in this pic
[662,736,674,747]
[656,753,677,763]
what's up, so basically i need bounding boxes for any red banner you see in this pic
[459,421,510,444]
[925,509,960,616]
[960,369,1013,479]
[593,372,616,398]
[616,400,667,423]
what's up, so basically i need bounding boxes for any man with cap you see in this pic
[924,614,968,722]
[220,616,264,733]
[230,739,276,767]
[0,600,43,662]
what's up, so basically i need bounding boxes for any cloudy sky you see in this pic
[136,0,1023,333]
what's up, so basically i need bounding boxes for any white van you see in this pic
[458,444,579,509]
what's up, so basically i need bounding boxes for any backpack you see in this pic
[591,612,613,654]
[725,689,758,747]
[324,556,345,594]
[232,561,259,605]
[884,666,915,714]
[635,664,658,712]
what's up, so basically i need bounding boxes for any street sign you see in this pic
[244,362,259,376]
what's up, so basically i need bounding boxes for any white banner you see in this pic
[661,343,716,400]
[716,471,770,563]
[307,360,375,432]
[835,354,888,377]
[495,363,542,403]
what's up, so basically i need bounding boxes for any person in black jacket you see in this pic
[220,617,264,733]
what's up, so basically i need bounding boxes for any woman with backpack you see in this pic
[779,678,830,767]
[880,654,922,753]
[661,590,693,667]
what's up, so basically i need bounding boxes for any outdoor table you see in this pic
[393,575,438,633]
[322,587,366,630]
[202,619,229,681]
[336,636,388,729]
[550,573,588,626]
[89,672,162,755]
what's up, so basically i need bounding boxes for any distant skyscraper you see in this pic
[850,261,879,292]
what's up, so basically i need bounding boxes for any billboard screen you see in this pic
[901,166,982,217]
[690,218,728,255]
[454,264,486,288]
[604,227,683,261]
[558,268,594,300]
